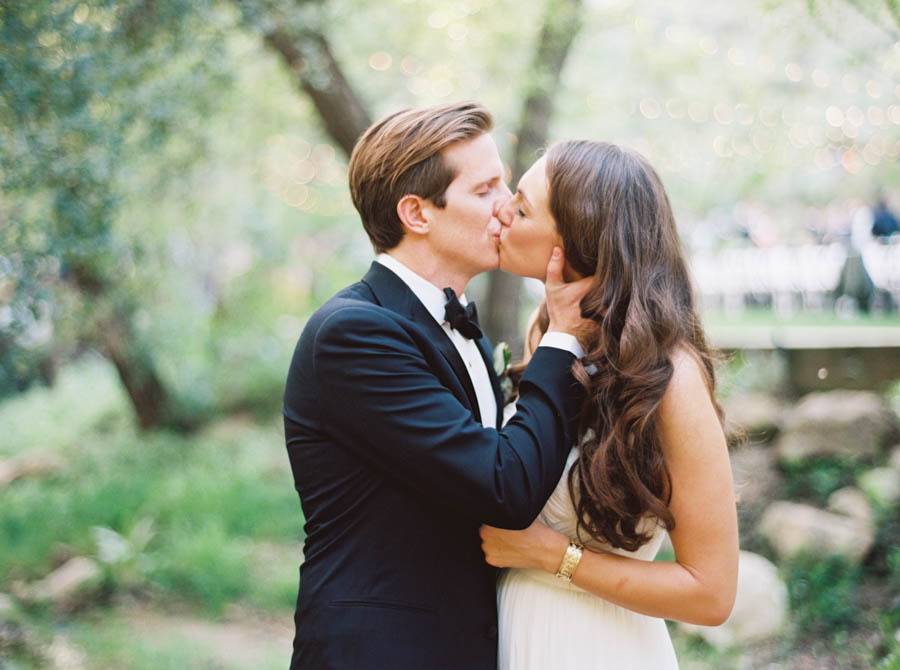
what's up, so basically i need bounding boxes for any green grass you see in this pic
[783,553,863,638]
[0,357,303,614]
[701,307,900,329]
[53,607,289,670]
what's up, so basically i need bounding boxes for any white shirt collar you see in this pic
[375,253,468,326]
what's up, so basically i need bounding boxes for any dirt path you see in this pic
[121,603,294,669]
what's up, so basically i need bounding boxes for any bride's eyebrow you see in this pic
[517,188,533,211]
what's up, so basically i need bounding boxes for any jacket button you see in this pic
[484,624,498,639]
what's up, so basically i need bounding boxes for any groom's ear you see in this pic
[397,194,430,236]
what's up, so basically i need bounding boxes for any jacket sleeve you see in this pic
[311,304,584,529]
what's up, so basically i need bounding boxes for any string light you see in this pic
[785,63,804,82]
[868,106,885,125]
[713,103,733,124]
[842,74,859,92]
[640,98,661,119]
[727,47,747,66]
[825,106,844,127]
[865,80,883,98]
[812,69,830,88]
[368,52,392,71]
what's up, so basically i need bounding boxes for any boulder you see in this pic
[17,451,63,478]
[731,443,782,511]
[827,486,874,525]
[678,551,787,648]
[723,393,784,445]
[47,635,86,670]
[0,459,18,488]
[0,593,14,618]
[0,451,63,490]
[28,557,102,609]
[858,467,900,507]
[775,391,897,462]
[889,445,900,472]
[758,500,875,563]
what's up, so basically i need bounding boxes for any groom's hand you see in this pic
[544,247,594,348]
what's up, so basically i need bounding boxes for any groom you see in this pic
[283,101,589,669]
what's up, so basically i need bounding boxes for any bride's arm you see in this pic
[480,351,739,626]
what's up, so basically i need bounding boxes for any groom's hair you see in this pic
[348,101,493,253]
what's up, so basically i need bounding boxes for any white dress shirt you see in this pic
[375,254,584,429]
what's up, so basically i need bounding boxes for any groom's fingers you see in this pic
[544,247,564,286]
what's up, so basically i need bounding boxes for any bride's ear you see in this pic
[397,195,429,236]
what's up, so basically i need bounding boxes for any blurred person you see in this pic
[481,141,739,669]
[872,196,900,239]
[282,101,593,670]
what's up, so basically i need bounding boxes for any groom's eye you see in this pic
[517,208,526,217]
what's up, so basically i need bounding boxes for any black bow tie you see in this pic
[443,287,482,340]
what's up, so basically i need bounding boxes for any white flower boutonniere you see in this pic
[493,341,515,404]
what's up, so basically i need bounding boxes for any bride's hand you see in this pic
[479,520,569,573]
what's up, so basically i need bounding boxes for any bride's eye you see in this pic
[517,208,526,218]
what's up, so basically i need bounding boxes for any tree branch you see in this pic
[261,27,372,157]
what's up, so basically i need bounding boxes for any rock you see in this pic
[731,443,783,510]
[17,451,63,478]
[679,551,787,648]
[775,391,897,462]
[889,445,900,472]
[827,486,874,525]
[47,635,86,670]
[758,500,875,563]
[0,459,19,489]
[0,593,14,618]
[723,393,783,445]
[0,451,64,490]
[858,467,900,507]
[28,557,102,609]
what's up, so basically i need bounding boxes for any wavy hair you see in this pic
[521,141,723,551]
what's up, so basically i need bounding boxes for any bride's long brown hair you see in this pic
[519,140,723,551]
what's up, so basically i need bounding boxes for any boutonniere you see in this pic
[493,341,515,404]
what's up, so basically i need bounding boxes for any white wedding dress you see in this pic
[497,447,679,670]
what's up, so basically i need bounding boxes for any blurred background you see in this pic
[1,0,899,667]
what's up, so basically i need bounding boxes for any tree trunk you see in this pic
[101,312,171,430]
[66,261,174,431]
[481,0,584,353]
[262,28,371,156]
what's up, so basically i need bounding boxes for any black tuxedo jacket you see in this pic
[283,262,584,670]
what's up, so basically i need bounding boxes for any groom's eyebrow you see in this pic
[472,175,499,190]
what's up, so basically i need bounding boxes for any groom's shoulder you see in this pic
[300,281,397,345]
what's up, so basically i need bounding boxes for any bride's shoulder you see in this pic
[657,346,724,457]
[659,346,714,418]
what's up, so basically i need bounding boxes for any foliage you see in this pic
[3,0,900,418]
[0,0,238,424]
[784,552,863,637]
[0,358,302,614]
[781,457,868,505]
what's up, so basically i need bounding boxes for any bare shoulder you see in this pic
[656,345,726,463]
[659,347,713,416]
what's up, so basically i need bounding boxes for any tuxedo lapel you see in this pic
[361,262,483,425]
[474,335,504,429]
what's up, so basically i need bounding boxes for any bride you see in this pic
[481,140,739,669]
